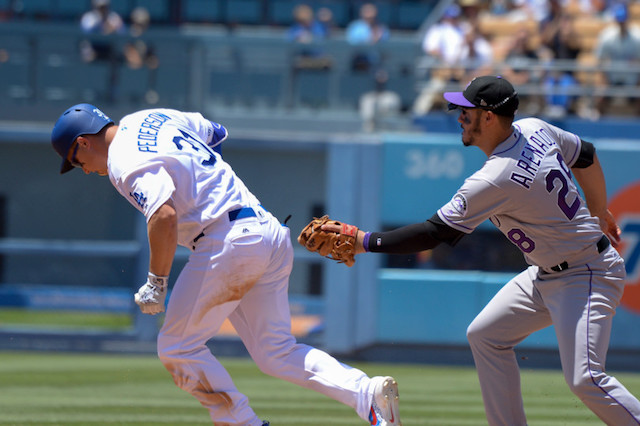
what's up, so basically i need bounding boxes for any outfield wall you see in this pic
[2,118,640,361]
[323,128,640,354]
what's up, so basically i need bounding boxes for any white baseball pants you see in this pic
[467,246,640,425]
[156,210,376,425]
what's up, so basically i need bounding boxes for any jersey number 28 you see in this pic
[545,153,580,220]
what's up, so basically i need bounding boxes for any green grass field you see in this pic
[2,351,640,425]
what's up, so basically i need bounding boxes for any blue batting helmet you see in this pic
[51,103,114,174]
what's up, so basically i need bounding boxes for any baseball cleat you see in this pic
[261,422,270,426]
[369,376,401,425]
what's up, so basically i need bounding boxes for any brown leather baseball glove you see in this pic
[297,215,359,267]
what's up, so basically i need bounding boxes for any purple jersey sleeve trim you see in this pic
[437,209,474,233]
[566,133,581,167]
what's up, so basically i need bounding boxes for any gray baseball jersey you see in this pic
[438,117,603,269]
[441,117,640,424]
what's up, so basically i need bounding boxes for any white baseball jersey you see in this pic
[105,108,382,425]
[438,117,603,269]
[107,108,259,247]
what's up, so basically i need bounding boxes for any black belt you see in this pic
[192,207,257,244]
[548,235,610,272]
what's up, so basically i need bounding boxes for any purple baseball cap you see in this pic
[444,75,519,116]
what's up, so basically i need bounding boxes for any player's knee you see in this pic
[251,339,299,377]
[565,370,603,398]
[156,333,182,367]
[466,320,487,348]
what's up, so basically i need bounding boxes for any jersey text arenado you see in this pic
[510,128,556,190]
[137,112,171,153]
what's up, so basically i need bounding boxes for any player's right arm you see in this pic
[147,199,177,277]
[323,214,466,255]
[363,214,465,254]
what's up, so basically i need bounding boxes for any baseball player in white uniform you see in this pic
[324,76,640,425]
[50,104,401,425]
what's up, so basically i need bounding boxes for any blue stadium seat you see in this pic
[116,65,152,105]
[295,68,332,108]
[19,0,55,18]
[152,39,191,108]
[0,37,31,102]
[267,0,296,26]
[34,34,113,103]
[208,43,242,104]
[182,0,222,23]
[338,71,376,109]
[238,39,290,107]
[55,0,92,21]
[225,0,262,25]
[396,2,431,30]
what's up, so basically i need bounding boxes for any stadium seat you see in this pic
[478,16,537,38]
[294,68,332,108]
[268,0,297,26]
[225,0,262,25]
[239,39,290,107]
[55,0,92,21]
[573,16,607,51]
[338,71,376,109]
[0,36,31,102]
[182,0,223,23]
[20,0,54,17]
[396,2,432,30]
[116,65,152,105]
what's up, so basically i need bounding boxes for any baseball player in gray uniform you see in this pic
[324,76,640,425]
[50,104,401,426]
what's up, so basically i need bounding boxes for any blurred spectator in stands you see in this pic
[317,7,335,37]
[536,0,581,117]
[359,69,401,132]
[500,27,541,87]
[497,27,543,112]
[79,0,126,63]
[540,0,581,61]
[346,3,390,71]
[122,7,159,104]
[593,2,640,117]
[287,4,328,44]
[542,70,577,117]
[287,4,332,70]
[123,7,157,70]
[459,0,484,30]
[413,5,492,114]
[571,0,609,16]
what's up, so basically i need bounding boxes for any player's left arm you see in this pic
[571,142,621,246]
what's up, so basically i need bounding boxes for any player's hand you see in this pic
[134,273,168,315]
[320,222,367,255]
[597,209,621,248]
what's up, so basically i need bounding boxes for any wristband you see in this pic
[362,232,371,252]
[148,272,169,287]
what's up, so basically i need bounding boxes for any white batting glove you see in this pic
[134,273,169,315]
